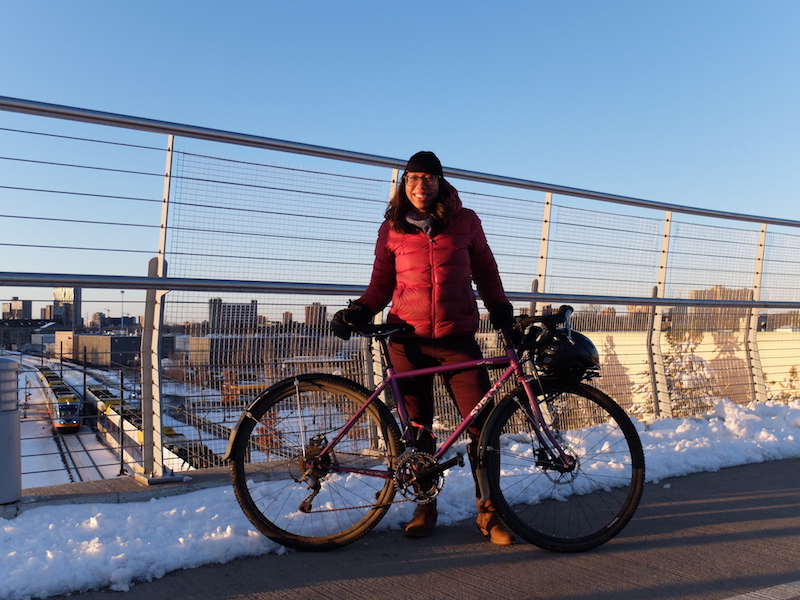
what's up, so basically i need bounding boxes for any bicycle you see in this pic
[225,305,645,552]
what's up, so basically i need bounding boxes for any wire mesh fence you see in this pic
[2,100,800,485]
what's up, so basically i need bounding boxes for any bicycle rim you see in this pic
[481,381,645,552]
[229,374,401,551]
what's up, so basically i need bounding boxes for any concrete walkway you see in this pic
[24,458,800,600]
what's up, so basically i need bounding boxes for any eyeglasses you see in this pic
[404,174,439,186]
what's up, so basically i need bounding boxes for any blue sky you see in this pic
[2,1,798,219]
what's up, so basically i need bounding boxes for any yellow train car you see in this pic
[38,366,81,433]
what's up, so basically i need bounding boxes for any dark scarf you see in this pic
[405,212,439,237]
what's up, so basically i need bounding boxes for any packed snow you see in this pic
[2,398,800,599]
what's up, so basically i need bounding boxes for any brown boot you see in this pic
[405,501,438,538]
[476,499,515,546]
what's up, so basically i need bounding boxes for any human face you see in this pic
[405,172,440,215]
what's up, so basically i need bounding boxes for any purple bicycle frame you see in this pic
[314,337,573,475]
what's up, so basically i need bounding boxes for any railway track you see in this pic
[54,427,112,482]
[21,356,229,477]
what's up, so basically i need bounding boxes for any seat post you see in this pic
[376,334,393,370]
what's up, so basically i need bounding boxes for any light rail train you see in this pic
[36,366,81,433]
[36,363,224,470]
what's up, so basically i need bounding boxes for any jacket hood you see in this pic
[443,180,463,213]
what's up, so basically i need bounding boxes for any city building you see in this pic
[305,302,327,327]
[2,296,32,320]
[54,331,141,367]
[51,287,83,328]
[688,285,752,331]
[209,298,258,334]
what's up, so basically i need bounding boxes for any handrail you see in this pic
[2,95,799,229]
[0,271,797,310]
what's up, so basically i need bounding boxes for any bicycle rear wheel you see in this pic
[228,374,401,551]
[480,380,644,552]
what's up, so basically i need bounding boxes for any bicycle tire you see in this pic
[228,373,402,551]
[479,380,645,552]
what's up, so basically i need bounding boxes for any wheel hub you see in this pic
[299,434,332,480]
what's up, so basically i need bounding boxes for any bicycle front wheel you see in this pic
[228,374,401,551]
[480,381,645,552]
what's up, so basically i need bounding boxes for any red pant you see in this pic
[388,336,491,445]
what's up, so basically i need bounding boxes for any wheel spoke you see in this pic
[482,382,644,552]
[229,375,400,551]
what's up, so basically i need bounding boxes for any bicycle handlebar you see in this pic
[509,304,574,347]
[516,304,572,330]
[342,305,574,346]
[347,322,415,338]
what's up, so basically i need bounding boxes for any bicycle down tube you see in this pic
[314,333,571,473]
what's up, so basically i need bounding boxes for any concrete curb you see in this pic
[0,467,231,519]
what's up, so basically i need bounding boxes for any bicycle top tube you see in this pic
[389,353,512,381]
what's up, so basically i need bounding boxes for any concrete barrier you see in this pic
[0,357,21,504]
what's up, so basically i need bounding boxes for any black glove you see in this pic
[488,302,514,331]
[331,301,372,340]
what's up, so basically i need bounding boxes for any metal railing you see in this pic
[2,96,800,486]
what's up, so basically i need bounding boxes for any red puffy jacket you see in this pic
[357,192,509,339]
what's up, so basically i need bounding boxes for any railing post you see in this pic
[747,223,768,403]
[371,169,399,391]
[140,258,171,480]
[0,357,21,504]
[367,310,383,391]
[648,211,673,418]
[532,192,553,316]
[139,134,177,482]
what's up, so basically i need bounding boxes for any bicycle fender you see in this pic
[475,465,491,503]
[221,375,302,461]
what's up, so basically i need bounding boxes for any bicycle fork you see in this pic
[519,377,577,472]
[474,375,577,502]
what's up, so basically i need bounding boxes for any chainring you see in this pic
[393,450,442,503]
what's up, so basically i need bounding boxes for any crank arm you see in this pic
[416,452,464,482]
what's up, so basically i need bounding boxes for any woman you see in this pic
[332,151,515,545]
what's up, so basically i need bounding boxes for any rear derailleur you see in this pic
[296,434,333,513]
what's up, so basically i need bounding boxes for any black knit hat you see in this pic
[404,151,443,177]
